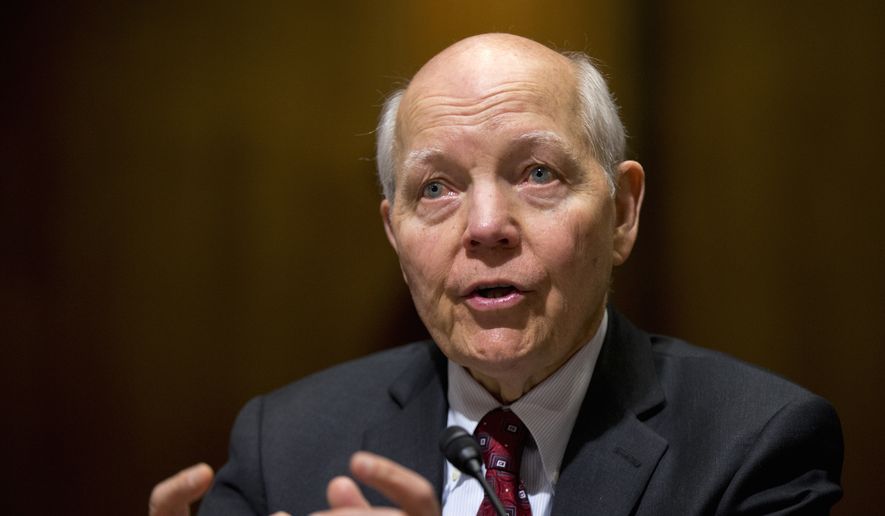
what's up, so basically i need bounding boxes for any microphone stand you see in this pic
[439,426,508,516]
[474,473,508,516]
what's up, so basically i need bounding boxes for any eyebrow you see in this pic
[508,130,582,164]
[401,131,582,172]
[402,147,446,171]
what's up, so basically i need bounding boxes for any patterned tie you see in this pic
[475,408,533,516]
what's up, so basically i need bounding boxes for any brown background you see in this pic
[3,1,883,514]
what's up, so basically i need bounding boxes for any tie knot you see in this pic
[474,408,529,474]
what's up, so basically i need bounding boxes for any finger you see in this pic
[347,452,439,516]
[327,476,371,509]
[149,463,214,516]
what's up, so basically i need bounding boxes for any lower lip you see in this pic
[464,290,526,311]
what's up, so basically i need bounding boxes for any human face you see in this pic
[381,41,638,400]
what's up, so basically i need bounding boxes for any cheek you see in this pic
[397,227,452,298]
[535,208,613,285]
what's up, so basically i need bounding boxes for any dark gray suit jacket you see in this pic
[198,310,843,515]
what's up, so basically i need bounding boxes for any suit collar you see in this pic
[361,342,449,506]
[552,308,669,515]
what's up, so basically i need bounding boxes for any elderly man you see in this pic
[150,33,842,516]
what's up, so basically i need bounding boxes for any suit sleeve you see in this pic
[717,395,844,515]
[197,396,268,516]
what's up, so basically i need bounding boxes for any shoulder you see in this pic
[223,341,441,444]
[648,335,842,488]
[649,334,829,417]
[619,325,843,513]
[604,309,835,425]
[260,340,442,419]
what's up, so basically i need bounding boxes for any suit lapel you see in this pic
[552,309,669,516]
[356,311,668,514]
[362,342,449,507]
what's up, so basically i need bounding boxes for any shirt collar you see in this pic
[447,309,608,485]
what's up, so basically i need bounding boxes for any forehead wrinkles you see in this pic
[399,80,573,143]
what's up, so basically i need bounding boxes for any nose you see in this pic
[462,183,520,251]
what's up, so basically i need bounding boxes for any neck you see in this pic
[468,342,589,404]
[469,372,541,404]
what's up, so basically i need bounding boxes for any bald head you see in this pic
[407,33,575,101]
[376,33,626,201]
[399,34,581,150]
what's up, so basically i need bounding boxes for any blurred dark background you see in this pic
[3,1,883,514]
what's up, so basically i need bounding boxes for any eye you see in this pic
[422,181,448,199]
[527,165,555,184]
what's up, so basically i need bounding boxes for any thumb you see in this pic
[149,463,214,516]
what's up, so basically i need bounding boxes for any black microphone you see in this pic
[439,426,507,516]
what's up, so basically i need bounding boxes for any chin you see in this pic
[458,327,535,368]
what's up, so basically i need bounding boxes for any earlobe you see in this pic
[611,160,645,265]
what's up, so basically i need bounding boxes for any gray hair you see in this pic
[375,51,626,201]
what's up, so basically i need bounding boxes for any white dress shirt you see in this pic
[442,310,608,516]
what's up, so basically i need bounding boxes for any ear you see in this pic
[380,199,398,254]
[380,199,413,287]
[611,160,645,265]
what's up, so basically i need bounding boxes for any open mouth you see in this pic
[473,285,519,299]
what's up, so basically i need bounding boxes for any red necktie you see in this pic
[475,408,533,516]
